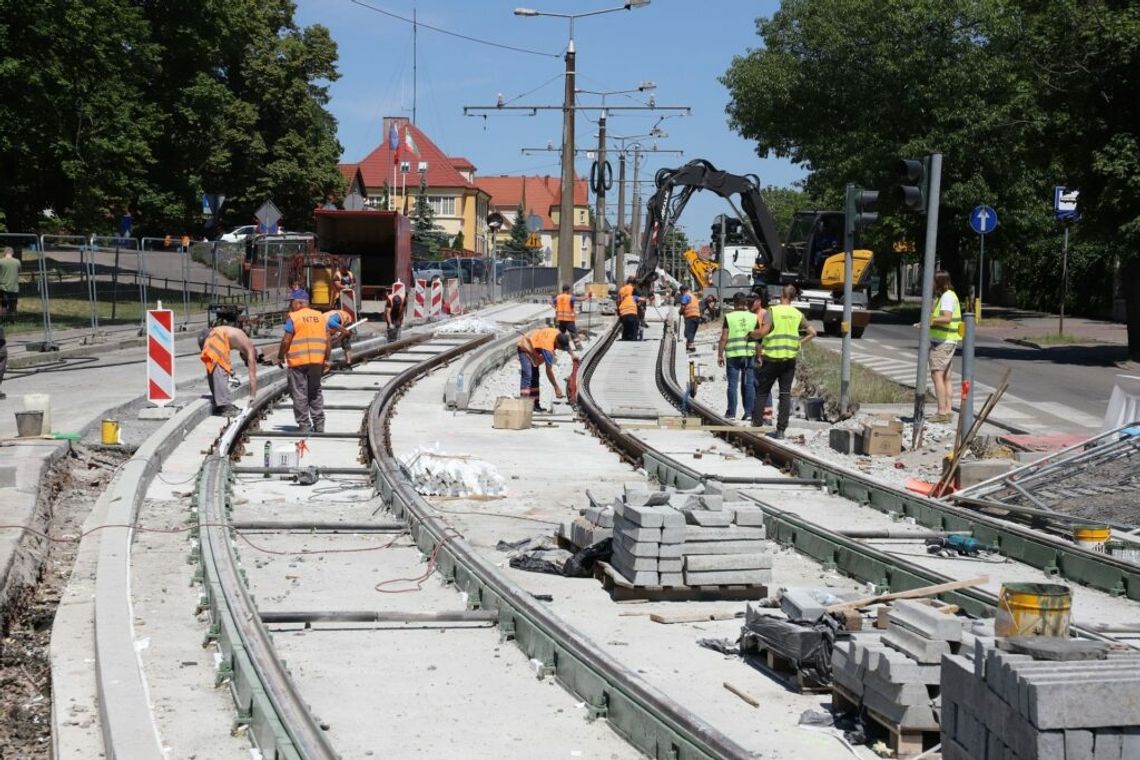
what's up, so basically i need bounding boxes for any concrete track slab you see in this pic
[319,372,394,390]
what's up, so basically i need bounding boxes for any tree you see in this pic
[411,172,445,258]
[504,202,532,258]
[759,186,810,239]
[451,230,465,251]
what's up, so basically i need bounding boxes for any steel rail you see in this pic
[649,317,1140,601]
[366,321,754,760]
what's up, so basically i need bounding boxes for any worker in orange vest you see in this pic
[618,284,641,341]
[198,322,259,417]
[276,289,331,433]
[677,284,701,352]
[516,326,574,411]
[322,307,355,366]
[552,284,583,349]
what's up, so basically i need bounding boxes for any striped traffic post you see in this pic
[445,277,462,315]
[413,279,427,320]
[429,279,443,317]
[146,304,175,406]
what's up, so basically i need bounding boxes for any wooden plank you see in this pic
[824,575,989,612]
[723,681,760,708]
[649,610,743,625]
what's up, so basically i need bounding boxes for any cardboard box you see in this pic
[862,422,902,456]
[493,397,532,430]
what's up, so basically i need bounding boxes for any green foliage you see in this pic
[759,186,810,239]
[0,0,344,235]
[451,229,465,251]
[411,173,445,257]
[722,0,1140,357]
[504,202,531,257]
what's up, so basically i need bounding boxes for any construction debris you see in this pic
[401,445,507,497]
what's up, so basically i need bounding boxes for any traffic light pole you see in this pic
[912,152,943,445]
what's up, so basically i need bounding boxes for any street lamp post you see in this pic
[514,1,652,286]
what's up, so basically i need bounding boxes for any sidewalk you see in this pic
[972,305,1130,351]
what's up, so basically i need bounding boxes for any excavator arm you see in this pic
[633,159,785,290]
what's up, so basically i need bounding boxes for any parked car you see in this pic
[438,257,489,284]
[220,224,257,243]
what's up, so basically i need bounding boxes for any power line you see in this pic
[348,0,559,58]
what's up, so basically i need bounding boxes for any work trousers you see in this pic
[1,290,16,323]
[288,364,325,432]
[206,366,233,410]
[0,344,7,394]
[620,314,640,341]
[724,356,754,419]
[387,325,401,342]
[517,349,542,408]
[683,317,700,346]
[752,357,797,432]
[556,320,578,336]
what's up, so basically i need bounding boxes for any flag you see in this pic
[389,122,399,164]
[404,127,418,157]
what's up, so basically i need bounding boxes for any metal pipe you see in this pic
[961,311,975,431]
[259,610,498,624]
[246,431,361,439]
[231,521,404,532]
[231,466,370,476]
[841,530,972,540]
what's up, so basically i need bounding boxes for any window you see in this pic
[426,196,456,216]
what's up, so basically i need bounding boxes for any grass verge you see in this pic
[1018,333,1091,346]
[795,342,913,419]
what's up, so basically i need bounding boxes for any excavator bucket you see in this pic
[819,249,873,291]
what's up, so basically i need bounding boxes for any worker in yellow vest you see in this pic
[750,284,817,438]
[276,290,331,433]
[322,307,355,366]
[677,284,701,352]
[717,292,758,420]
[516,327,574,411]
[198,322,259,417]
[618,285,641,341]
[552,284,583,349]
[923,271,962,423]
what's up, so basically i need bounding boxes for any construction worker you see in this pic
[618,284,641,341]
[750,288,773,420]
[331,264,355,304]
[750,284,817,438]
[322,306,354,366]
[922,270,961,423]
[516,326,574,411]
[552,284,583,349]
[678,284,701,352]
[0,247,19,324]
[276,290,330,433]
[717,292,758,420]
[618,276,635,305]
[384,286,405,341]
[199,323,259,417]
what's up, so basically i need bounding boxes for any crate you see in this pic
[493,397,532,430]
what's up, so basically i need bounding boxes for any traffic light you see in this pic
[846,185,879,228]
[895,158,930,213]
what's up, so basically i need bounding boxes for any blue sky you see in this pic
[293,0,802,246]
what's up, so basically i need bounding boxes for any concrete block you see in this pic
[685,553,771,572]
[698,494,724,511]
[861,680,939,731]
[623,488,671,507]
[1065,730,1094,759]
[616,568,659,586]
[658,572,684,586]
[659,526,685,544]
[999,637,1108,661]
[987,727,1004,760]
[1122,728,1140,760]
[582,506,614,528]
[1093,731,1122,760]
[661,507,686,527]
[614,501,664,526]
[656,557,683,573]
[611,544,658,572]
[657,543,683,559]
[779,588,826,621]
[615,521,662,543]
[888,600,963,642]
[855,640,888,675]
[683,539,769,555]
[829,427,862,455]
[957,459,1014,488]
[684,509,732,527]
[876,649,941,685]
[684,525,767,541]
[884,624,951,664]
[1025,675,1140,730]
[617,533,661,556]
[940,737,972,760]
[942,696,957,740]
[862,668,931,706]
[683,568,770,586]
[702,480,739,501]
[730,508,766,528]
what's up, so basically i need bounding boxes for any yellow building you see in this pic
[474,174,591,268]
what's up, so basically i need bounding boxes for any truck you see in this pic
[635,159,873,338]
[313,209,412,303]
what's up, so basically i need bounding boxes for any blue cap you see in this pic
[287,289,309,301]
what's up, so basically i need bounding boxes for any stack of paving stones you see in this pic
[832,601,973,751]
[563,503,614,549]
[941,637,1140,760]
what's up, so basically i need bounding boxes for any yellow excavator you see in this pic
[682,248,719,291]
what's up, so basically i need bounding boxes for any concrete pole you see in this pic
[961,311,976,432]
[592,109,607,284]
[557,41,576,284]
[615,151,627,285]
[841,183,854,415]
[1060,224,1068,336]
[630,146,642,266]
[717,216,726,304]
[912,152,943,446]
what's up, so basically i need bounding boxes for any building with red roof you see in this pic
[473,174,591,268]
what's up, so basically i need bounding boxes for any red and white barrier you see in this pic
[391,280,406,304]
[429,279,444,317]
[444,277,462,315]
[339,288,357,324]
[412,279,427,320]
[146,307,175,406]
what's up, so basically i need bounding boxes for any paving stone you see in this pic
[623,488,672,507]
[730,508,766,528]
[702,480,739,501]
[888,599,963,642]
[884,624,951,664]
[612,545,658,572]
[684,509,732,527]
[657,557,683,573]
[616,533,661,556]
[658,572,684,586]
[1065,729,1094,759]
[682,539,769,555]
[685,553,771,572]
[683,525,767,541]
[661,507,686,527]
[582,506,614,528]
[999,637,1108,661]
[614,501,664,527]
[615,520,662,543]
[683,568,770,586]
[1094,731,1122,760]
[659,526,685,544]
[657,542,683,559]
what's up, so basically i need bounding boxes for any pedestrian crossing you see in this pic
[816,336,1103,435]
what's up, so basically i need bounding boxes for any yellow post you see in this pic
[975,296,982,324]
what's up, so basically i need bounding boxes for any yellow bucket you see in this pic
[310,267,333,305]
[1072,525,1111,553]
[995,583,1071,638]
[101,419,121,446]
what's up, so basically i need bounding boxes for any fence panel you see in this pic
[37,234,98,345]
[87,235,146,334]
[0,233,54,348]
[141,236,201,330]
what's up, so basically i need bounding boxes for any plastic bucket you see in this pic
[1072,525,1111,553]
[310,267,332,305]
[15,410,44,438]
[101,419,121,446]
[23,393,51,434]
[995,583,1071,638]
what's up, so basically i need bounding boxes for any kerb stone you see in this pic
[884,625,950,664]
[685,553,771,572]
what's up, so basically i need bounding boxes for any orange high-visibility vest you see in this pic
[618,284,634,303]
[619,294,638,316]
[286,308,328,367]
[681,295,700,319]
[554,293,575,322]
[322,309,352,334]
[200,328,232,375]
[517,327,560,357]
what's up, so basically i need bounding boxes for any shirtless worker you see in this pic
[199,322,259,416]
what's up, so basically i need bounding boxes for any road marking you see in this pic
[1035,402,1103,430]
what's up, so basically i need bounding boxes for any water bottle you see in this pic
[263,441,271,478]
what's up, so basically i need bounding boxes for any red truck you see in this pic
[314,209,412,301]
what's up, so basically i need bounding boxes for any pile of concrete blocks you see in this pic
[832,601,972,742]
[679,491,771,586]
[563,503,614,549]
[941,637,1140,760]
[779,587,861,622]
[610,499,686,586]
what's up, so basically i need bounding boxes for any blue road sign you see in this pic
[970,205,998,235]
[1054,186,1080,221]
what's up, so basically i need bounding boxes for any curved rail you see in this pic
[366,320,754,760]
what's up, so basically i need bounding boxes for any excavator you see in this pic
[635,160,872,338]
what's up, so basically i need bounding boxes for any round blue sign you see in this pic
[970,205,998,235]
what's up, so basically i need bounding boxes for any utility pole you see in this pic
[631,145,642,260]
[593,108,608,284]
[615,151,627,285]
[912,153,943,443]
[558,40,576,283]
